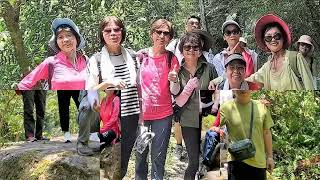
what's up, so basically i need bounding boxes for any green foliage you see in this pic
[252,91,320,179]
[0,90,79,145]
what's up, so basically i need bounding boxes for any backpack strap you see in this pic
[167,50,174,69]
[288,51,302,83]
[93,52,102,84]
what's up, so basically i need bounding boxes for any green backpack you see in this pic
[287,51,303,88]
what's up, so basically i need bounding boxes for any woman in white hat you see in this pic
[18,18,88,143]
[296,35,317,89]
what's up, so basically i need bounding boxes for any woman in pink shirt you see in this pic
[18,18,87,143]
[99,90,120,149]
[17,18,87,90]
[135,19,179,180]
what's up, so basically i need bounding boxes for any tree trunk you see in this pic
[0,1,29,74]
[198,0,207,30]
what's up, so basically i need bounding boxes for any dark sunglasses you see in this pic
[183,45,200,51]
[224,29,240,36]
[264,33,282,42]
[103,28,122,34]
[154,30,171,36]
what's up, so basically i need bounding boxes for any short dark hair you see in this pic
[99,16,126,46]
[187,15,201,24]
[262,22,288,48]
[178,32,204,53]
[54,24,80,51]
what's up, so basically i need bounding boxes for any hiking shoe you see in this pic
[77,142,94,156]
[64,131,72,143]
[26,136,37,142]
[89,132,100,142]
[37,137,50,141]
[174,144,183,160]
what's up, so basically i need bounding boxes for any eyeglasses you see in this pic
[227,65,245,72]
[187,21,200,26]
[103,27,122,34]
[264,33,282,42]
[224,30,240,36]
[183,45,200,51]
[154,30,171,37]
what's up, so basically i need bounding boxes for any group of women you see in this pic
[17,12,315,180]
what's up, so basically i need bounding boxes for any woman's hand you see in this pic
[93,99,101,112]
[114,79,127,90]
[208,80,216,90]
[184,74,199,93]
[168,64,178,82]
[266,157,275,174]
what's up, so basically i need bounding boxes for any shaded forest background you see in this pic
[1,0,320,179]
[0,0,320,88]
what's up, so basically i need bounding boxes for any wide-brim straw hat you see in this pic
[254,14,291,52]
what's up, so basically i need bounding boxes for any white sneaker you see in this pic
[89,132,100,142]
[64,131,71,143]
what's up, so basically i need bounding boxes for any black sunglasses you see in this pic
[264,33,282,42]
[103,27,122,34]
[224,29,240,36]
[154,30,170,36]
[183,45,200,51]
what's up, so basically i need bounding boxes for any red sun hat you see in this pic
[254,14,291,52]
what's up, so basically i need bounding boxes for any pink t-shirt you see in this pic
[100,94,120,139]
[139,50,179,120]
[18,52,87,90]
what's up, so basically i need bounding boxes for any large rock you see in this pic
[100,142,121,180]
[0,138,100,180]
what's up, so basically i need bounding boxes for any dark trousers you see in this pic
[181,126,201,180]
[135,115,172,180]
[120,114,139,179]
[57,90,80,132]
[22,90,46,139]
[228,161,266,180]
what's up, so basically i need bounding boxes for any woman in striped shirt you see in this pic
[85,16,140,178]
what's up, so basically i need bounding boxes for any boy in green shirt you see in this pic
[220,90,274,179]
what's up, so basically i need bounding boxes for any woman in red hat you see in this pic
[246,14,314,90]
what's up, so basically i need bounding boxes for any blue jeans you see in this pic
[135,115,173,180]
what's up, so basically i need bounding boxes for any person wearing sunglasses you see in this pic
[295,35,317,89]
[135,18,180,180]
[170,32,217,179]
[209,20,259,90]
[166,15,201,162]
[246,14,314,90]
[85,15,140,169]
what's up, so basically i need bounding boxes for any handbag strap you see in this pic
[249,101,254,139]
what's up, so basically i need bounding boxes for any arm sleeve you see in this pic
[103,96,120,131]
[219,103,227,127]
[296,53,315,90]
[17,58,51,90]
[87,90,99,111]
[85,55,100,90]
[263,105,274,130]
[246,61,268,85]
